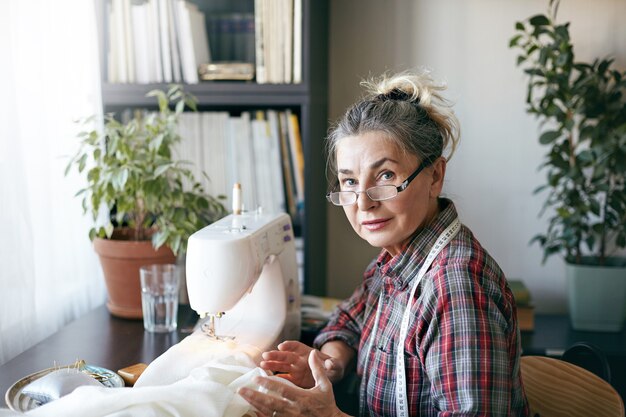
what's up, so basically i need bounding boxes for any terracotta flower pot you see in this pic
[93,230,176,319]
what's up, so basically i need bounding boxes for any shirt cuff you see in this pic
[313,329,360,351]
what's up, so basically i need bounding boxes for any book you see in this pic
[282,0,293,84]
[286,110,304,208]
[231,13,246,62]
[251,113,273,212]
[277,111,297,216]
[266,110,287,213]
[110,0,127,83]
[508,279,534,331]
[167,0,182,82]
[210,112,231,199]
[157,0,173,82]
[508,279,532,306]
[254,0,266,83]
[198,113,213,196]
[301,294,342,331]
[292,0,302,83]
[228,112,256,211]
[174,0,197,83]
[243,13,256,63]
[189,5,211,66]
[217,13,235,61]
[198,63,254,81]
[130,1,150,84]
[517,305,535,332]
[121,0,135,83]
[147,0,164,83]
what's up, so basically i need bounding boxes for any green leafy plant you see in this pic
[66,85,227,255]
[510,0,626,265]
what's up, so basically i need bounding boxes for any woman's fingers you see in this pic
[262,349,305,365]
[260,349,308,375]
[278,341,333,362]
[238,386,283,416]
[253,376,301,402]
[309,350,333,392]
[277,340,312,354]
[239,355,341,417]
[259,360,293,374]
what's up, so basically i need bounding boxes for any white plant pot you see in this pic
[566,259,626,332]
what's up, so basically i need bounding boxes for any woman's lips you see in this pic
[361,218,390,231]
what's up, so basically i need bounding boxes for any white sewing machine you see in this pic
[185,211,301,350]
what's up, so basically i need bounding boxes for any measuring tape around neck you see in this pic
[394,217,460,417]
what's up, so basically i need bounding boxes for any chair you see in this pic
[561,341,611,383]
[521,355,625,417]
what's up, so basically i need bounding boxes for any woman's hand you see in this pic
[239,350,350,417]
[260,341,345,388]
[259,341,317,388]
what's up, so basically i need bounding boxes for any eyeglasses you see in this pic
[326,158,432,206]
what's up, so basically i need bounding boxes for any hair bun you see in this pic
[378,88,413,102]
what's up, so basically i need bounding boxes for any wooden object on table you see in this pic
[117,363,148,386]
[521,355,625,417]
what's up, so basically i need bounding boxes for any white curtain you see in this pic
[0,0,106,365]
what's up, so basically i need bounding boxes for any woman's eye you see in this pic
[341,178,357,188]
[380,171,395,181]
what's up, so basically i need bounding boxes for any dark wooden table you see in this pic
[0,304,199,398]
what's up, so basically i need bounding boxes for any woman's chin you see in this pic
[362,232,391,249]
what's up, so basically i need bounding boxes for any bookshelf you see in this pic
[96,0,329,295]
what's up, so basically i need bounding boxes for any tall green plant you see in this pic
[66,85,227,255]
[510,0,626,265]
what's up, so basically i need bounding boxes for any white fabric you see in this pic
[27,358,264,417]
[135,330,263,387]
[0,0,106,365]
[8,329,291,416]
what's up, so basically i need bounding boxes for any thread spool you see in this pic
[232,183,242,215]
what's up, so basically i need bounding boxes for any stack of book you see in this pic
[254,0,302,84]
[508,279,534,331]
[301,295,342,333]
[206,13,255,63]
[172,109,305,219]
[107,0,211,84]
[106,0,303,84]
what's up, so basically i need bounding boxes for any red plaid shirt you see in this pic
[315,200,529,416]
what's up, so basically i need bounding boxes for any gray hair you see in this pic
[326,70,460,184]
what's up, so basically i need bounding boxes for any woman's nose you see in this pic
[356,189,376,211]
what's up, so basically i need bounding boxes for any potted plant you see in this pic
[66,85,227,318]
[510,0,626,331]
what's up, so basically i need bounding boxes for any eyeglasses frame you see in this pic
[326,157,433,206]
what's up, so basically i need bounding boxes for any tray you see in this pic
[5,363,124,412]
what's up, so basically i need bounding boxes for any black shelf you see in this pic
[101,82,310,107]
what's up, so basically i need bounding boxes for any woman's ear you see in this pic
[429,157,447,199]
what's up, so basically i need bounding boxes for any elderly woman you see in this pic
[239,71,529,416]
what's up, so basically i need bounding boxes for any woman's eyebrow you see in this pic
[338,157,398,175]
[370,157,397,169]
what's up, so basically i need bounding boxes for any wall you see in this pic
[326,0,626,313]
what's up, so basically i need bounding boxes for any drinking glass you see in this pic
[140,264,179,333]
